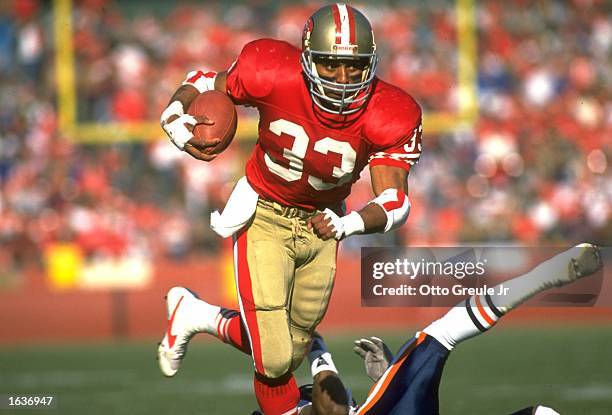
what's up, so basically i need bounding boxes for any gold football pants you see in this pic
[232,198,338,378]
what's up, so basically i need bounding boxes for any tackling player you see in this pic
[158,4,422,414]
[263,244,602,415]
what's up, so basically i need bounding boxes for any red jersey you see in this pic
[226,38,422,211]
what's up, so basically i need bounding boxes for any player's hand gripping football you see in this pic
[353,337,394,382]
[161,112,220,162]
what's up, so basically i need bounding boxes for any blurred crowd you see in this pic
[0,0,610,275]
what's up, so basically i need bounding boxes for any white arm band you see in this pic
[369,188,411,232]
[320,189,409,239]
[182,70,217,93]
[160,101,197,150]
[310,352,338,377]
[160,100,184,125]
[161,69,217,124]
[322,209,365,240]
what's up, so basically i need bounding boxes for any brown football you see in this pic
[188,90,237,155]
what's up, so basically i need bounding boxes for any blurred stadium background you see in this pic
[0,0,610,413]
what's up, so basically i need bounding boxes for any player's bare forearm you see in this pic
[214,71,227,93]
[370,164,408,195]
[354,203,387,234]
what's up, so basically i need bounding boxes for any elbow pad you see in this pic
[370,188,411,232]
[182,70,217,93]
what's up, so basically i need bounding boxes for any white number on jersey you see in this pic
[265,119,309,182]
[264,119,356,190]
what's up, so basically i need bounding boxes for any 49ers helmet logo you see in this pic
[303,17,314,46]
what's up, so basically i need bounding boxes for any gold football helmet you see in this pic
[301,3,378,115]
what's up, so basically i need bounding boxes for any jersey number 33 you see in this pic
[264,119,357,191]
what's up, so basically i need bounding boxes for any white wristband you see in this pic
[339,211,365,238]
[160,100,184,125]
[311,352,338,377]
[160,100,196,150]
[322,209,365,240]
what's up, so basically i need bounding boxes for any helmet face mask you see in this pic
[301,4,378,115]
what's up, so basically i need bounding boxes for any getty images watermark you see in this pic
[361,247,608,307]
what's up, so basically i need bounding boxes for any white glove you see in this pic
[322,208,365,241]
[160,101,196,151]
[353,337,394,382]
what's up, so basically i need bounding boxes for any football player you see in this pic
[158,4,422,414]
[264,244,601,415]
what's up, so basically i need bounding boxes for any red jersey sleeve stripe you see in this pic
[368,157,413,171]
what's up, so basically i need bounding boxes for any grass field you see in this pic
[1,327,611,414]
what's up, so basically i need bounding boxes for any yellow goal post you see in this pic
[53,0,477,143]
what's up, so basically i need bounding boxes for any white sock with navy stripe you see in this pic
[424,246,592,351]
[423,294,502,351]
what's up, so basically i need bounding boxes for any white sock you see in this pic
[490,245,582,313]
[423,296,502,351]
[534,406,560,415]
[424,246,587,350]
[311,352,338,377]
[187,298,221,333]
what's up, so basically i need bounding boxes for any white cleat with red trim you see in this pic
[157,286,220,377]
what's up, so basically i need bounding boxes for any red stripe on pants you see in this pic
[234,229,265,374]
